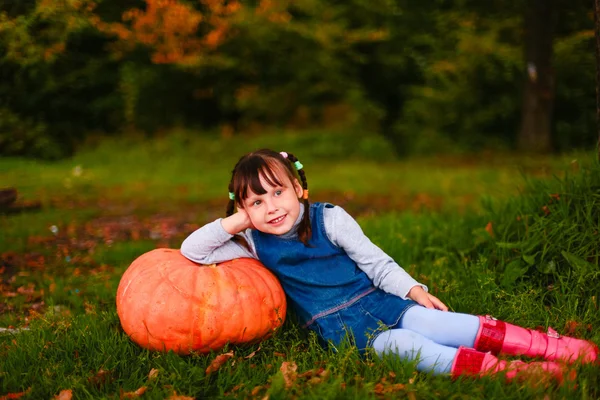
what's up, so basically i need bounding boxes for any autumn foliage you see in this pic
[90,0,244,64]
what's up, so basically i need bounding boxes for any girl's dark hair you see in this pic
[226,149,312,244]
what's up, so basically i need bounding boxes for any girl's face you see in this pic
[241,168,303,235]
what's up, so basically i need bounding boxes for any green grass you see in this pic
[1,130,599,399]
[0,129,584,208]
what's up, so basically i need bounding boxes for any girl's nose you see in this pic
[266,199,278,213]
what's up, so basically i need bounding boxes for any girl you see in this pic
[181,149,597,382]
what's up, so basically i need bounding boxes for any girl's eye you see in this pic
[253,200,261,206]
[275,190,282,196]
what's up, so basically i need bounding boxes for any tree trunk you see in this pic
[518,0,555,153]
[596,0,600,160]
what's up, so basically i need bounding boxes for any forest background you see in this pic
[0,0,596,159]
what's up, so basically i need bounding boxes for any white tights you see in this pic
[371,306,480,374]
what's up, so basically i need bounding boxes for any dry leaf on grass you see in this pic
[120,387,146,398]
[205,351,234,375]
[245,346,261,359]
[54,389,73,400]
[280,361,298,388]
[485,221,494,237]
[88,368,113,387]
[148,368,159,380]
[0,388,31,400]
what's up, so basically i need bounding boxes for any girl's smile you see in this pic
[268,215,286,225]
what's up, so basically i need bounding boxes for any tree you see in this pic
[518,0,555,152]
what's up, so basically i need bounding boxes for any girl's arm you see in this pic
[324,205,427,300]
[180,218,258,264]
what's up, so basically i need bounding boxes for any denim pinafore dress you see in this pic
[251,202,416,351]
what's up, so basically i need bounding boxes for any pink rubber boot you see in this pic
[451,346,571,384]
[474,315,598,364]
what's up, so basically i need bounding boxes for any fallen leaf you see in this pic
[541,205,550,216]
[148,368,159,380]
[251,386,264,396]
[245,347,260,359]
[88,368,113,387]
[273,352,285,357]
[298,369,318,379]
[205,351,234,375]
[226,383,244,394]
[564,320,580,336]
[0,388,31,400]
[280,361,298,388]
[485,222,494,238]
[120,386,146,398]
[54,389,73,400]
[307,377,322,385]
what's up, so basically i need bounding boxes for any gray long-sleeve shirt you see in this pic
[180,203,427,300]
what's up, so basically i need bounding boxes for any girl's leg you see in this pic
[372,328,457,374]
[399,306,480,348]
[401,306,598,364]
[372,329,569,384]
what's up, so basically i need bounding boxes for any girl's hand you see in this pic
[235,207,255,231]
[407,286,448,311]
[221,208,255,234]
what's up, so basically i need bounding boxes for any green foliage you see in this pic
[0,0,596,157]
[0,1,123,158]
[553,30,596,149]
[0,107,62,159]
[394,10,524,153]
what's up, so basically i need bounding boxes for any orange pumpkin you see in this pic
[116,249,286,354]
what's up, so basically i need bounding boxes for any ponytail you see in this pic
[284,152,312,245]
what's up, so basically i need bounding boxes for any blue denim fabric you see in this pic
[252,202,416,351]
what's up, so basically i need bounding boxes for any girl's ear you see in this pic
[293,179,303,198]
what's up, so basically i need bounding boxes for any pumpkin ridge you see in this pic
[209,264,228,350]
[240,262,271,341]
[152,255,197,352]
[227,261,260,344]
[141,317,167,352]
[244,260,283,330]
[118,253,164,345]
[222,263,246,344]
[157,262,194,300]
[189,262,204,352]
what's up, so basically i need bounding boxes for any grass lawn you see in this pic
[1,130,599,399]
